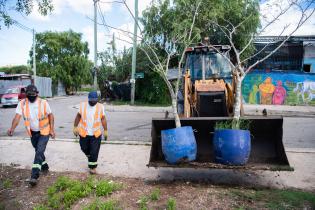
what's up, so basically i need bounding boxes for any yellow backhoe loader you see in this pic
[148,44,291,171]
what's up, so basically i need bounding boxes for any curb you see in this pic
[0,138,152,146]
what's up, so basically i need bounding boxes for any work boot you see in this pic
[26,178,38,187]
[89,168,97,175]
[41,163,49,175]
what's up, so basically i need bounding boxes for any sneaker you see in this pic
[89,168,97,175]
[26,178,37,186]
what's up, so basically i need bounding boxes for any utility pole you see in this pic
[33,29,36,85]
[130,0,138,105]
[93,0,98,90]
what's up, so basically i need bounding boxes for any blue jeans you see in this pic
[30,131,49,179]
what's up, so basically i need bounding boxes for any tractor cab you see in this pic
[184,45,233,81]
[180,45,235,117]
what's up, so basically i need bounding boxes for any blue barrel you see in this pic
[213,129,251,165]
[161,126,197,164]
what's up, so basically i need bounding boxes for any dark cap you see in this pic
[88,91,98,102]
[26,84,38,96]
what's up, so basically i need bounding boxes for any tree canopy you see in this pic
[30,30,93,94]
[141,0,260,59]
[0,0,53,29]
[0,65,30,74]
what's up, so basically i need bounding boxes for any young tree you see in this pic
[207,0,315,128]
[138,1,202,128]
[0,0,53,29]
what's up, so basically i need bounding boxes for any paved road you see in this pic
[0,95,314,149]
[0,95,164,141]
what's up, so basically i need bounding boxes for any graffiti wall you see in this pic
[242,70,315,105]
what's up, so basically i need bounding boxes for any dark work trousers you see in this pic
[30,131,49,179]
[79,135,102,169]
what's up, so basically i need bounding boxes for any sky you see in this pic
[0,0,314,67]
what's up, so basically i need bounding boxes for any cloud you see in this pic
[109,23,134,50]
[29,0,112,21]
[123,0,152,17]
[260,0,315,36]
[82,25,108,61]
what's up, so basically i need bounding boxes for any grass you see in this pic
[33,205,49,210]
[95,180,122,196]
[38,176,121,209]
[138,196,149,210]
[230,188,315,209]
[150,188,161,201]
[166,197,176,210]
[79,87,95,92]
[214,119,251,130]
[2,179,12,189]
[83,199,119,210]
[109,99,170,107]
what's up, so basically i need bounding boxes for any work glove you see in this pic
[73,126,79,136]
[103,130,108,141]
[7,128,14,136]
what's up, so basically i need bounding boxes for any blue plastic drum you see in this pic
[161,126,197,164]
[213,129,251,165]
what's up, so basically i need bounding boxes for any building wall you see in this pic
[242,70,315,105]
[303,44,315,73]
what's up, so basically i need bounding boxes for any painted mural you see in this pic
[242,70,315,105]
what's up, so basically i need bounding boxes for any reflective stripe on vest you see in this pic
[21,98,50,137]
[78,102,102,138]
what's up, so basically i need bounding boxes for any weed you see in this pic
[83,199,119,210]
[47,193,62,209]
[150,188,160,201]
[33,204,49,210]
[95,180,121,196]
[0,202,5,210]
[2,179,12,189]
[138,196,149,210]
[166,197,176,210]
[43,176,121,209]
[230,188,315,209]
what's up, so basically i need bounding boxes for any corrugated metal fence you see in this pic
[35,76,52,97]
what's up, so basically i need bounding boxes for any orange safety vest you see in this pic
[21,98,50,137]
[78,102,103,138]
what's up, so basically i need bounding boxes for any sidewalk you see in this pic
[244,104,315,117]
[0,139,314,191]
[104,104,315,116]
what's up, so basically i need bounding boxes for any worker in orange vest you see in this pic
[73,91,108,174]
[7,84,55,186]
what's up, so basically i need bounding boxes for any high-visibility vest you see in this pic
[78,102,103,138]
[21,98,50,137]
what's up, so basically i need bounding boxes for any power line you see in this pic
[12,19,33,32]
[97,2,110,33]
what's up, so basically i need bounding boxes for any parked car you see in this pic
[1,86,26,107]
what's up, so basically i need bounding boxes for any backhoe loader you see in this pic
[148,44,291,171]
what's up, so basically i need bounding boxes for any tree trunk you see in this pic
[172,97,181,128]
[233,74,243,129]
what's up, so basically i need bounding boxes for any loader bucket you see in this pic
[148,116,292,171]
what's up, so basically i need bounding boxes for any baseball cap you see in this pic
[88,91,98,102]
[26,84,38,96]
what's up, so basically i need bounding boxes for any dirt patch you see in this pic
[0,165,314,210]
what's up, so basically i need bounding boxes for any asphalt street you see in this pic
[0,95,164,141]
